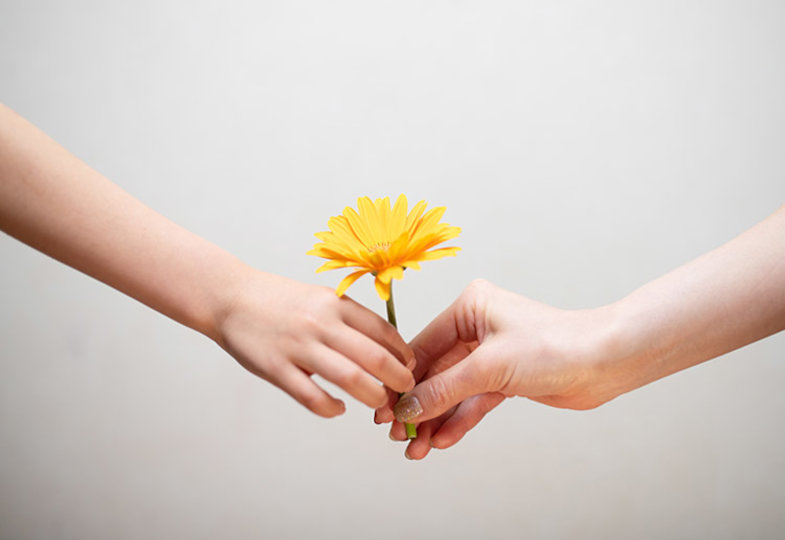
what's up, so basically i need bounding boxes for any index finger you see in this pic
[375,339,477,423]
[409,293,481,376]
[339,296,415,369]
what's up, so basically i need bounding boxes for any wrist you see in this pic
[584,298,662,405]
[193,252,258,348]
[549,304,631,409]
[525,303,631,410]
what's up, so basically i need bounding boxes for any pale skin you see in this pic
[378,205,785,459]
[0,103,415,416]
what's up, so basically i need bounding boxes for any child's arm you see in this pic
[0,103,414,416]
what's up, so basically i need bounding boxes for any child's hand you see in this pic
[217,270,416,417]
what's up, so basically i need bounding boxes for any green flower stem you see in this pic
[385,282,417,440]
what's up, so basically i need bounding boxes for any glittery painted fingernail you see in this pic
[393,394,423,423]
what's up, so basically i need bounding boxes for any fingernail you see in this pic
[389,431,398,441]
[373,410,381,425]
[404,448,413,460]
[393,394,423,423]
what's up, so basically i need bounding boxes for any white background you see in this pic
[1,1,784,538]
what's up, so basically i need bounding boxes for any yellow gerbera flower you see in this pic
[308,195,461,301]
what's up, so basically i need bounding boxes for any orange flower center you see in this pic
[368,241,390,254]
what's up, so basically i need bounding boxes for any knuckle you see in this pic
[466,278,492,297]
[380,318,400,338]
[339,366,366,389]
[300,309,329,338]
[365,350,388,373]
[298,388,325,413]
[369,386,388,408]
[423,375,453,411]
[309,289,340,317]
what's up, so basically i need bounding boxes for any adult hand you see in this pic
[377,279,614,459]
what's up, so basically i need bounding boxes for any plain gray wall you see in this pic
[1,1,784,539]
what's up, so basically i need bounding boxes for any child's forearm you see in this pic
[0,103,242,342]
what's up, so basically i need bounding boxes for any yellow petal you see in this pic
[374,276,391,301]
[344,206,374,248]
[376,196,392,240]
[307,245,356,262]
[377,265,404,284]
[405,199,428,231]
[386,230,411,262]
[336,270,368,297]
[315,260,355,273]
[411,206,447,239]
[391,194,408,236]
[416,246,461,261]
[327,216,360,245]
[404,227,460,257]
[357,197,382,242]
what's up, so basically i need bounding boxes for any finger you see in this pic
[389,420,408,441]
[300,343,389,408]
[324,325,414,394]
[374,386,399,424]
[272,363,346,418]
[340,298,415,368]
[415,339,478,382]
[376,340,475,422]
[409,293,481,377]
[430,392,505,449]
[393,349,493,424]
[404,420,437,460]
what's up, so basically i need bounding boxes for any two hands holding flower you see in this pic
[308,194,461,440]
[304,195,631,459]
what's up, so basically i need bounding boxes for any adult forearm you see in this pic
[604,206,785,398]
[0,103,242,342]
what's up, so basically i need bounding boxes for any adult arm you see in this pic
[380,206,785,458]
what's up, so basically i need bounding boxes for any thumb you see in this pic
[393,349,493,424]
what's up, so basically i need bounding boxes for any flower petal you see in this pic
[410,206,447,240]
[377,265,404,284]
[336,270,369,297]
[416,246,461,261]
[386,230,411,262]
[374,275,391,301]
[391,194,408,237]
[405,199,428,231]
[357,197,382,242]
[315,260,356,273]
[344,206,374,248]
[376,196,392,240]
